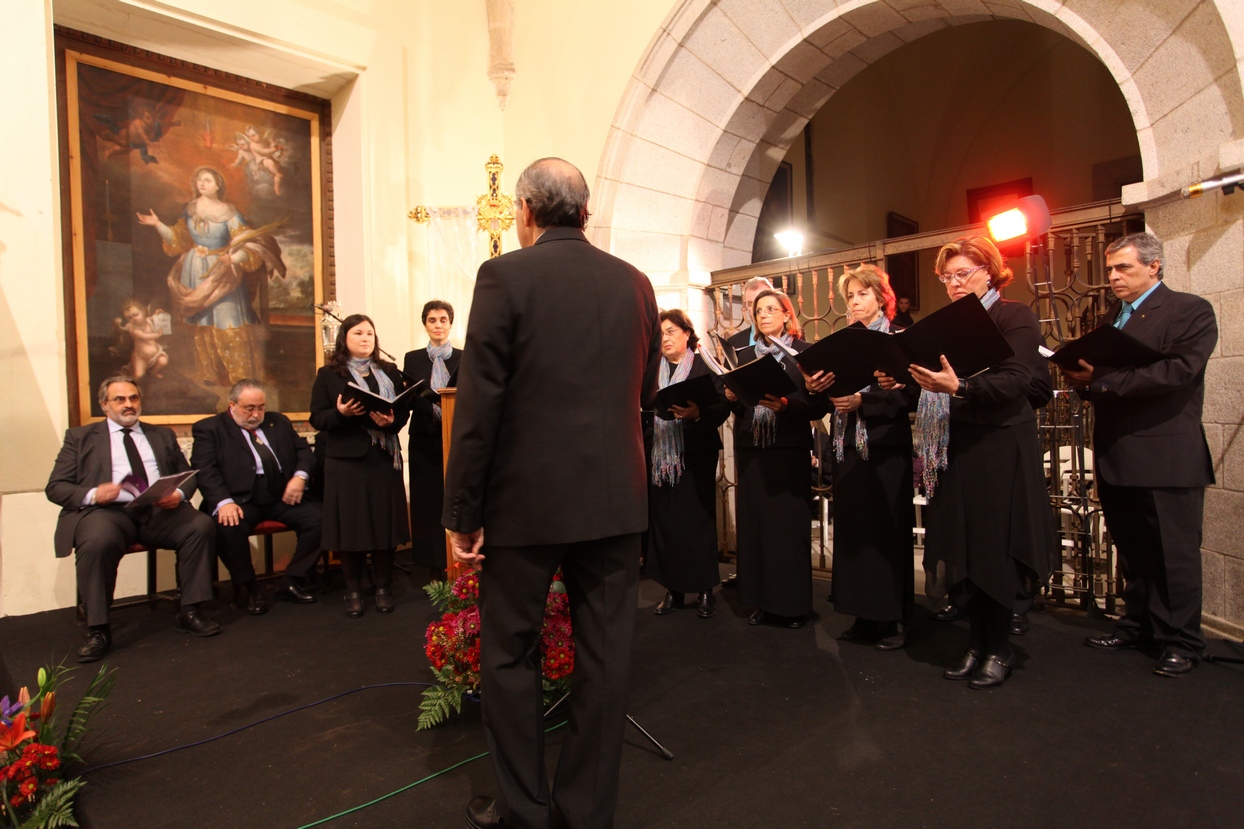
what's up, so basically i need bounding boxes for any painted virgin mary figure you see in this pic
[136,166,284,387]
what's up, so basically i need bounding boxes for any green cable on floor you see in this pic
[296,721,567,828]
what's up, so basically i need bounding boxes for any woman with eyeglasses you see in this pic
[805,265,917,650]
[725,289,829,629]
[647,309,730,619]
[878,236,1054,688]
[310,314,411,618]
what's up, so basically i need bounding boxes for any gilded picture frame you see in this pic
[57,32,330,425]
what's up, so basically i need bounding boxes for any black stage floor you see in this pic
[3,566,1243,829]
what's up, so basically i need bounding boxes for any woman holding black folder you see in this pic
[648,310,729,618]
[402,300,461,573]
[310,313,411,617]
[726,290,828,628]
[806,265,917,650]
[879,236,1053,688]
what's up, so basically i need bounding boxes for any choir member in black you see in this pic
[402,300,461,572]
[806,265,916,650]
[310,314,411,617]
[725,289,829,628]
[881,236,1054,688]
[648,310,729,619]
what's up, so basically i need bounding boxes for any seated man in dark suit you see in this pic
[45,376,220,662]
[1063,232,1218,677]
[191,379,322,614]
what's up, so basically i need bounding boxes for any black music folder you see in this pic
[788,324,899,397]
[653,373,723,420]
[343,381,422,414]
[1045,324,1165,369]
[887,293,1015,378]
[719,354,797,408]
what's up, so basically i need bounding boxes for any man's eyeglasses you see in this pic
[936,264,987,284]
[236,405,266,414]
[107,395,141,405]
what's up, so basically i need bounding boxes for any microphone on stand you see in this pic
[1181,171,1244,198]
[313,303,413,383]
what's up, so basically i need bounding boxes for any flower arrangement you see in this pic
[0,663,114,829]
[418,570,573,730]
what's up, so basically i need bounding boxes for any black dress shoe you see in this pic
[722,572,738,588]
[77,629,111,663]
[1084,632,1140,650]
[274,583,317,604]
[934,602,967,622]
[1154,648,1197,677]
[695,591,715,619]
[943,649,981,680]
[176,610,222,637]
[748,609,770,626]
[786,614,809,629]
[344,592,365,618]
[1009,612,1029,636]
[875,623,906,651]
[246,585,269,616]
[375,588,395,613]
[653,591,683,615]
[840,618,878,642]
[968,655,1012,689]
[465,795,504,829]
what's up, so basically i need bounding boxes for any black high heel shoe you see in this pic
[942,649,981,680]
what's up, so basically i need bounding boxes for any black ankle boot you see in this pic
[695,591,715,618]
[654,591,683,615]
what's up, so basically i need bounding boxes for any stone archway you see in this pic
[594,0,1243,284]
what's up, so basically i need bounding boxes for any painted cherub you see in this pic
[114,299,169,379]
[233,125,286,195]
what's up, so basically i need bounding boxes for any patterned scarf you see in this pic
[751,332,794,447]
[347,356,403,470]
[833,314,890,462]
[916,288,999,497]
[651,352,696,486]
[428,342,452,422]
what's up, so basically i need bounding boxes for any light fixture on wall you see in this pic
[774,230,804,258]
[985,194,1051,243]
[1181,170,1244,198]
[317,300,342,354]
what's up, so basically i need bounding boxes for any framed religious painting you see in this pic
[55,29,333,425]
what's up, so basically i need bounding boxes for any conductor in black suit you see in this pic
[443,157,661,829]
[402,300,461,572]
[45,376,220,662]
[1064,232,1218,677]
[191,379,323,615]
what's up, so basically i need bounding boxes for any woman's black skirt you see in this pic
[646,453,720,594]
[735,447,813,617]
[324,444,411,552]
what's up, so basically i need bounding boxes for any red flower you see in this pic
[0,713,35,753]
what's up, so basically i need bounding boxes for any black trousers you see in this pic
[479,533,640,829]
[74,504,215,627]
[1098,481,1205,654]
[214,499,324,583]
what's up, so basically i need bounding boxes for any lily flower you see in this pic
[0,695,24,726]
[0,713,36,753]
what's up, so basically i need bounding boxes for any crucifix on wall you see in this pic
[408,154,515,258]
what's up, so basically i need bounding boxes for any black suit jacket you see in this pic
[45,420,198,558]
[402,346,462,442]
[442,226,661,546]
[309,365,411,458]
[951,299,1043,428]
[1081,282,1217,488]
[191,410,316,514]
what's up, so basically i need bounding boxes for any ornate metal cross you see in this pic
[408,155,515,259]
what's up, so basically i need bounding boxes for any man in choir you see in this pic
[444,157,660,829]
[191,379,322,614]
[1063,232,1217,677]
[46,376,220,662]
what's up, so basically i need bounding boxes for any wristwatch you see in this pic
[952,378,968,399]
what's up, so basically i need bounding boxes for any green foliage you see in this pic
[60,666,116,764]
[423,579,455,613]
[14,780,86,829]
[417,677,465,731]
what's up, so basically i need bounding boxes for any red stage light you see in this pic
[985,194,1051,243]
[987,208,1028,241]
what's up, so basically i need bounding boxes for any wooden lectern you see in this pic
[439,388,466,581]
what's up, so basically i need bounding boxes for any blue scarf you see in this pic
[347,356,402,470]
[751,332,793,447]
[917,288,999,497]
[428,342,452,422]
[651,353,696,486]
[833,315,890,463]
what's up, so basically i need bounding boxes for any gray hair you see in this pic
[228,378,265,403]
[515,157,591,229]
[742,277,774,295]
[98,375,139,405]
[1106,232,1164,278]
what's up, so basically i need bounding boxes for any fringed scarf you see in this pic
[833,315,890,462]
[347,356,403,470]
[651,353,696,486]
[751,332,794,447]
[428,342,452,422]
[916,288,999,497]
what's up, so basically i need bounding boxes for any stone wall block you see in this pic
[1131,2,1237,126]
[1096,0,1199,76]
[723,210,760,254]
[706,132,743,172]
[723,99,778,144]
[762,76,806,113]
[1144,191,1221,241]
[1203,481,1244,559]
[786,78,836,119]
[635,31,679,90]
[842,2,911,38]
[1218,288,1244,357]
[731,175,766,218]
[682,6,770,93]
[816,52,870,89]
[699,166,743,209]
[688,235,726,274]
[780,0,849,33]
[1203,356,1244,426]
[1203,548,1225,617]
[1204,422,1224,484]
[1150,73,1244,177]
[635,91,721,164]
[747,71,788,110]
[850,31,906,65]
[708,205,730,243]
[1188,220,1244,296]
[774,39,836,84]
[1220,421,1244,492]
[984,1,1032,23]
[610,184,696,236]
[893,18,950,43]
[718,0,802,59]
[1223,555,1244,623]
[937,0,993,18]
[610,229,685,275]
[658,47,744,125]
[726,137,759,176]
[620,137,714,200]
